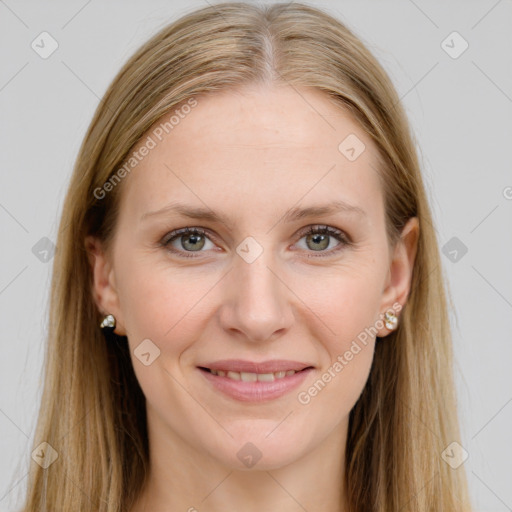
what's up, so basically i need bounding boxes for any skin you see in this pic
[86,83,419,512]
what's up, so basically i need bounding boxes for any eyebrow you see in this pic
[140,199,366,228]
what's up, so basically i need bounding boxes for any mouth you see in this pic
[196,360,315,402]
[198,366,313,382]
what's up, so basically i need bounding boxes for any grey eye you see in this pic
[304,233,331,251]
[164,229,215,253]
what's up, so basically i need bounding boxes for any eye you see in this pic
[160,224,351,259]
[160,227,216,258]
[294,225,351,257]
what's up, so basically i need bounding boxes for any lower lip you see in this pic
[198,367,313,402]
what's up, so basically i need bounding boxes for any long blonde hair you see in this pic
[18,2,472,510]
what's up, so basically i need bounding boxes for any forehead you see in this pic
[119,84,384,227]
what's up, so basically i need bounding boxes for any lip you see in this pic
[198,359,314,374]
[197,360,315,402]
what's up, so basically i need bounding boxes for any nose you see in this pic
[218,248,294,343]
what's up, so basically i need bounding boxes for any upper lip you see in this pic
[198,359,314,374]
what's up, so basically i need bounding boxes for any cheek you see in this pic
[299,259,385,345]
[115,253,220,350]
[292,261,383,405]
[295,278,378,418]
[114,257,210,407]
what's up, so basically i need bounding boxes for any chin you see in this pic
[207,425,311,471]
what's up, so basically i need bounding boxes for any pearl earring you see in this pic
[384,311,398,330]
[100,314,116,331]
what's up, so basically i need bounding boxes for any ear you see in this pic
[84,235,127,336]
[377,216,419,336]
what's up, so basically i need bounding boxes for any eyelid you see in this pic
[296,224,351,244]
[160,226,212,245]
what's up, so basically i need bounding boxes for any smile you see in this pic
[202,367,302,382]
[197,363,314,402]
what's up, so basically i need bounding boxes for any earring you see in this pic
[384,311,398,330]
[100,314,116,330]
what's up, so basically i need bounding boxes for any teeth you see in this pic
[209,369,299,381]
[256,373,275,382]
[240,372,258,382]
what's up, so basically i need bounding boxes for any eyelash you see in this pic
[159,225,352,259]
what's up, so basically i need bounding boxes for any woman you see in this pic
[20,2,472,510]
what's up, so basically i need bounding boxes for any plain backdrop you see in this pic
[1,1,511,510]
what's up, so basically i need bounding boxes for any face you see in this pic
[87,83,418,471]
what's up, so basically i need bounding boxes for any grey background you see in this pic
[1,0,511,510]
